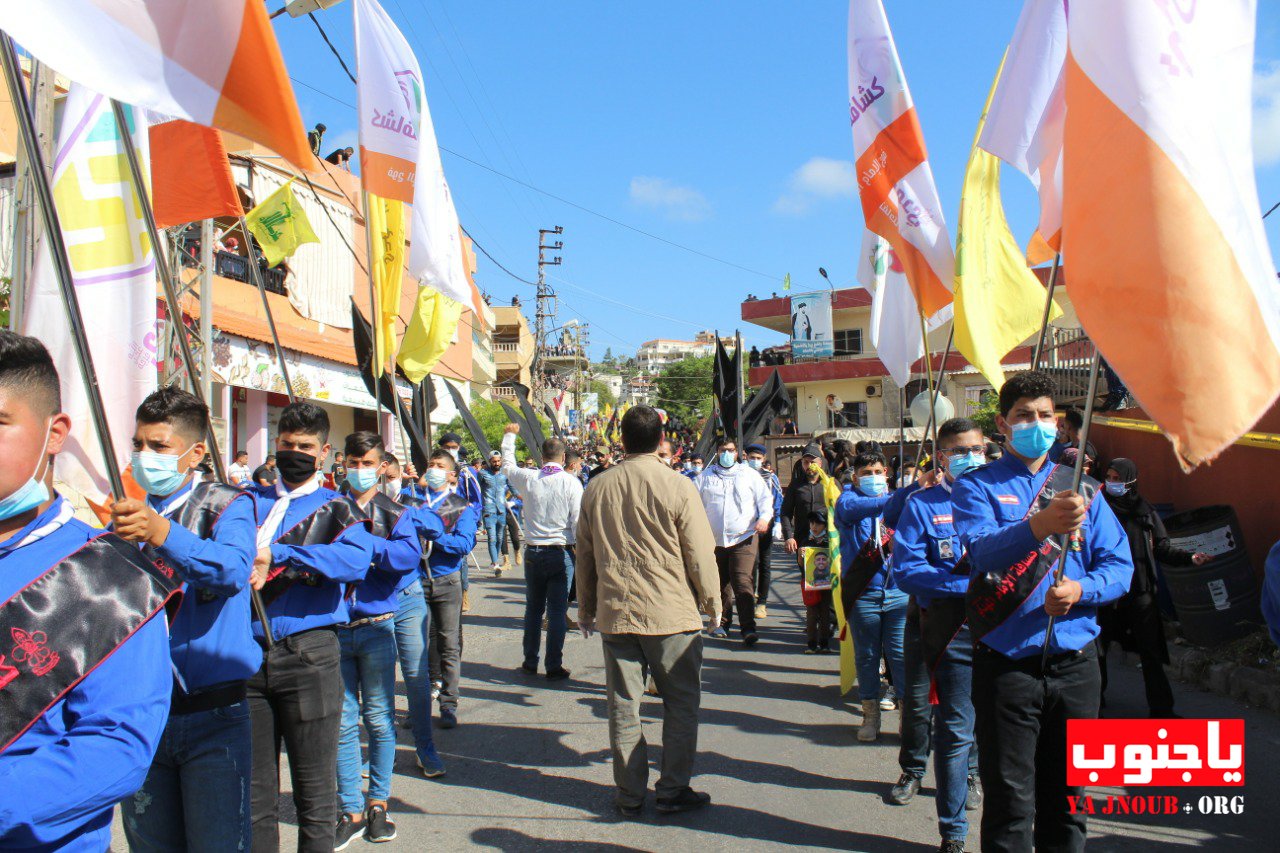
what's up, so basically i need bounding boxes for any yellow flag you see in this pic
[814,466,857,696]
[244,179,319,268]
[399,287,463,384]
[367,194,405,377]
[954,56,1061,389]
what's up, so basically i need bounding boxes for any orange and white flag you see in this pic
[1063,0,1280,468]
[0,1,311,168]
[847,0,954,320]
[978,0,1066,266]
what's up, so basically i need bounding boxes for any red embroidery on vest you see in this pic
[151,558,175,580]
[10,628,60,677]
[0,654,17,690]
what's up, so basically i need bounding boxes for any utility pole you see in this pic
[532,226,562,403]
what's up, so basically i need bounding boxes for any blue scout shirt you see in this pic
[834,484,893,591]
[951,453,1134,659]
[892,482,966,609]
[0,498,171,852]
[883,481,921,530]
[349,502,438,620]
[420,489,479,579]
[252,486,375,641]
[149,481,261,691]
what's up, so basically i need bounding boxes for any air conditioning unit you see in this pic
[866,385,880,397]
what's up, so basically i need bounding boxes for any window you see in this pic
[835,328,863,356]
[829,401,868,428]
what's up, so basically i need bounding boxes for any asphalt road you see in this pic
[112,542,1277,851]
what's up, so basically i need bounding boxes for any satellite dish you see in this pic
[909,391,954,427]
[825,395,844,412]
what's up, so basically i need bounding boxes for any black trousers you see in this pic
[247,628,344,853]
[752,528,774,603]
[973,643,1100,853]
[898,609,932,779]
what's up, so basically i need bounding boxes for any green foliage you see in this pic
[587,378,616,407]
[654,354,714,424]
[970,390,1000,436]
[441,396,551,460]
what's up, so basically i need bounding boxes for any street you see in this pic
[115,544,1278,851]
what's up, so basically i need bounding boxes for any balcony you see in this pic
[495,341,520,353]
[179,246,288,295]
[741,288,873,333]
[492,385,517,398]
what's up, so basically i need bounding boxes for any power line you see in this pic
[461,227,537,286]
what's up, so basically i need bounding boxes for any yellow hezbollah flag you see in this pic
[399,288,463,384]
[954,56,1061,389]
[244,179,319,268]
[367,194,405,377]
[814,465,857,696]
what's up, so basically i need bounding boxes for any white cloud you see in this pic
[1255,62,1280,167]
[774,157,858,215]
[628,176,711,222]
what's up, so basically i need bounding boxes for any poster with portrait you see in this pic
[790,290,834,358]
[802,546,834,591]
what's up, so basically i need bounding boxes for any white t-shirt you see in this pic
[228,462,252,485]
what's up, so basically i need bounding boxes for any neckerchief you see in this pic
[257,477,320,548]
[0,499,74,556]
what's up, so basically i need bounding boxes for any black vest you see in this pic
[143,483,250,604]
[260,496,372,606]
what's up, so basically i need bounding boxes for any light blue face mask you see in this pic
[131,445,196,497]
[425,468,449,491]
[858,474,887,496]
[1009,420,1058,459]
[345,467,380,493]
[946,451,986,480]
[746,458,762,470]
[1104,480,1130,496]
[718,451,736,468]
[0,423,52,522]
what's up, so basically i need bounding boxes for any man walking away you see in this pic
[501,423,583,680]
[696,438,771,645]
[576,406,720,817]
[745,443,782,620]
[478,450,511,575]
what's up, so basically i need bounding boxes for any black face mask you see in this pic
[276,449,318,484]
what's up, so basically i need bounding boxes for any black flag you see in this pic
[713,334,741,440]
[350,299,431,471]
[500,400,544,466]
[443,380,493,459]
[741,368,790,446]
[511,382,547,450]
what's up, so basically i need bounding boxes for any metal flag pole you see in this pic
[2,36,124,498]
[916,311,938,464]
[919,321,956,461]
[361,193,387,435]
[237,219,297,403]
[897,386,906,486]
[1039,348,1103,670]
[1031,252,1063,370]
[105,99,276,642]
[735,330,745,452]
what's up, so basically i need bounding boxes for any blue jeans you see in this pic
[336,618,398,815]
[484,511,507,565]
[123,699,252,852]
[850,586,909,701]
[394,581,436,762]
[934,624,977,842]
[523,546,574,672]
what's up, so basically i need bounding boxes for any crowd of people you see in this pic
[0,325,1213,852]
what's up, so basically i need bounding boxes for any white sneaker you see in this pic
[880,685,897,711]
[431,681,442,701]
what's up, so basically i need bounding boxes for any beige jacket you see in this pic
[576,453,720,635]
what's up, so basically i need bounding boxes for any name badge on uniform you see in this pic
[997,495,1020,505]
[932,514,953,525]
[938,537,956,560]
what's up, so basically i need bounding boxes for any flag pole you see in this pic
[919,321,955,460]
[238,218,297,403]
[361,192,387,435]
[897,386,906,487]
[1039,347,1103,670]
[916,311,938,464]
[2,36,125,499]
[1031,252,1062,370]
[105,99,276,643]
[735,330,745,452]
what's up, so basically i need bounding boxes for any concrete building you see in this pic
[493,304,534,401]
[636,335,715,374]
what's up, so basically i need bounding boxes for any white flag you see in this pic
[857,231,948,388]
[978,0,1067,264]
[24,87,158,504]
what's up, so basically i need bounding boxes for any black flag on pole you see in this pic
[500,400,544,466]
[713,334,741,441]
[511,382,547,450]
[741,368,790,446]
[350,299,431,471]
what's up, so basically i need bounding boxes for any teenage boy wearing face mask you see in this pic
[244,402,377,851]
[834,449,904,742]
[888,417,989,847]
[0,333,176,852]
[951,370,1133,852]
[110,387,260,852]
[420,449,480,730]
[333,433,443,846]
[695,439,771,645]
[744,444,782,622]
[682,454,704,480]
[436,432,482,509]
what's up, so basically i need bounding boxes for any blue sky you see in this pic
[276,0,1280,360]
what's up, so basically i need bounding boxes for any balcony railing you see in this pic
[494,341,521,353]
[179,245,288,295]
[492,385,517,398]
[1039,328,1117,406]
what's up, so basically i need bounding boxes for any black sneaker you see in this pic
[546,666,572,681]
[743,632,759,647]
[519,662,539,675]
[939,840,966,853]
[804,643,819,654]
[615,800,643,818]
[364,804,396,843]
[655,787,711,814]
[889,773,922,805]
[334,814,362,851]
[965,775,983,811]
[439,707,458,729]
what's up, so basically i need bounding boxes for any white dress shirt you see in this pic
[695,461,771,548]
[500,433,583,546]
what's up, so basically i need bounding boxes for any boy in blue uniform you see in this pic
[110,387,260,851]
[893,417,989,853]
[0,332,174,852]
[834,449,904,743]
[246,402,376,852]
[334,432,442,848]
[952,371,1133,852]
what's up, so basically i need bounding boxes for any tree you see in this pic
[654,354,714,425]
[588,378,616,407]
[602,347,613,364]
[440,396,551,461]
[970,390,1000,436]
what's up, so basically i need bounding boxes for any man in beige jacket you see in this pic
[575,406,721,817]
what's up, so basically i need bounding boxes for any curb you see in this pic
[1166,644,1280,715]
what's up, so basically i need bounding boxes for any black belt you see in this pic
[171,680,247,715]
[526,543,567,550]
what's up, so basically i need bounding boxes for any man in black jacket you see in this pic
[781,443,827,555]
